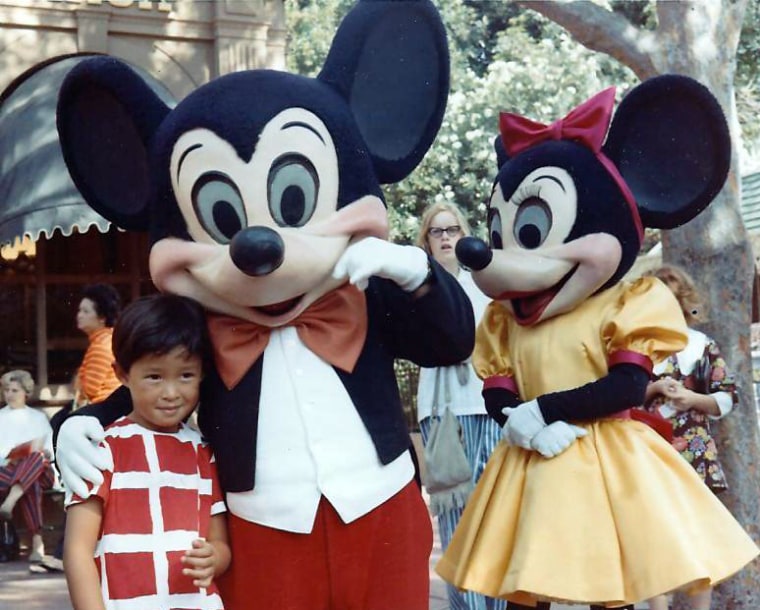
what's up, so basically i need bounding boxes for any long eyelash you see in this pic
[509,184,542,206]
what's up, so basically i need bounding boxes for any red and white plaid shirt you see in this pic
[68,417,226,610]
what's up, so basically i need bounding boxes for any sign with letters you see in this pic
[48,0,173,12]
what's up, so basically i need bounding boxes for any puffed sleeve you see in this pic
[473,302,514,381]
[704,336,738,418]
[603,277,688,371]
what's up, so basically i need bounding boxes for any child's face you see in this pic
[116,346,202,433]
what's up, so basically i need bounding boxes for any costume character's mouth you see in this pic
[501,266,578,325]
[253,295,304,317]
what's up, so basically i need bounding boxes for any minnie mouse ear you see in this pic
[603,74,730,230]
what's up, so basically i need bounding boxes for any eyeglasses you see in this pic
[427,225,462,239]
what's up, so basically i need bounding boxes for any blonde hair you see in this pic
[415,202,472,256]
[4,369,35,396]
[646,264,706,326]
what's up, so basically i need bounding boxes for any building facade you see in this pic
[0,0,286,396]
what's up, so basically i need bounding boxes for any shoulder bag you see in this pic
[422,366,473,515]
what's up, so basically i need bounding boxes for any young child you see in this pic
[641,265,737,610]
[63,294,230,610]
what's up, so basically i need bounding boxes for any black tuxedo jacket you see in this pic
[67,260,474,494]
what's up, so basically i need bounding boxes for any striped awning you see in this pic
[0,53,175,246]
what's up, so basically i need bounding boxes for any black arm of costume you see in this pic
[52,386,132,451]
[537,363,649,424]
[483,387,522,427]
[371,257,474,367]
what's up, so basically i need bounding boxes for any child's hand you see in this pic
[182,538,217,588]
[664,383,696,412]
[651,377,678,396]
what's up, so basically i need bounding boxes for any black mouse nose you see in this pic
[456,237,492,271]
[229,226,285,277]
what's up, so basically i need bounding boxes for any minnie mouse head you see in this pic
[456,75,730,326]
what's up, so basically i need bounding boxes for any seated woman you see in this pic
[0,370,55,563]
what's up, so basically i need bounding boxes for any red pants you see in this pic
[0,452,54,535]
[217,481,432,610]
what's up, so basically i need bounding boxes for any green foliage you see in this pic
[385,11,636,244]
[284,0,638,242]
[278,2,749,242]
[609,0,656,29]
[284,0,353,77]
[737,0,760,160]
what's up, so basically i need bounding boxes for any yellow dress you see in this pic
[435,278,759,607]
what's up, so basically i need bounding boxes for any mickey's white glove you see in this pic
[56,416,113,499]
[502,399,546,449]
[332,237,429,292]
[530,421,588,458]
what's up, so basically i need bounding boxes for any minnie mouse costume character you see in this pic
[54,2,475,608]
[436,77,759,609]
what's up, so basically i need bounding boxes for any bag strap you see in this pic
[432,368,441,418]
[431,367,454,419]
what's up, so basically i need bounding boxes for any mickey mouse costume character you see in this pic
[53,2,475,609]
[436,77,759,609]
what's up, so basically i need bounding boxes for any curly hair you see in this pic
[81,284,122,327]
[646,264,706,326]
[4,369,35,396]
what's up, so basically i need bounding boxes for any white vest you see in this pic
[225,326,414,533]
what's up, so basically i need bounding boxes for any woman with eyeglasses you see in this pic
[415,203,511,610]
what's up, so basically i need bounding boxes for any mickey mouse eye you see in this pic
[488,208,503,250]
[513,197,552,249]
[192,172,247,244]
[268,154,319,227]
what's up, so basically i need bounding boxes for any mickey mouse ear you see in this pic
[493,135,509,170]
[603,74,730,230]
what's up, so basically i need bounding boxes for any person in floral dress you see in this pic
[641,264,737,610]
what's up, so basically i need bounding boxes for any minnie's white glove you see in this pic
[332,237,429,292]
[530,421,588,458]
[56,416,113,499]
[502,399,546,449]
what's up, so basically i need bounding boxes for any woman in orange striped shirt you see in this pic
[75,284,122,405]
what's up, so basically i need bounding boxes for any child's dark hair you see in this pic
[112,294,209,372]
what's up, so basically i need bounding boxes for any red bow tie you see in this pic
[207,285,368,390]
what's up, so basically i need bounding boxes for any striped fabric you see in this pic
[79,327,121,403]
[0,452,54,534]
[421,413,506,610]
[69,418,226,610]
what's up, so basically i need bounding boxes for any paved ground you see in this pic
[0,499,646,610]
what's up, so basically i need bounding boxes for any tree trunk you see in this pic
[652,2,760,605]
[663,197,760,609]
[520,0,760,606]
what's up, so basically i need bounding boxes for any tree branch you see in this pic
[515,0,658,79]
